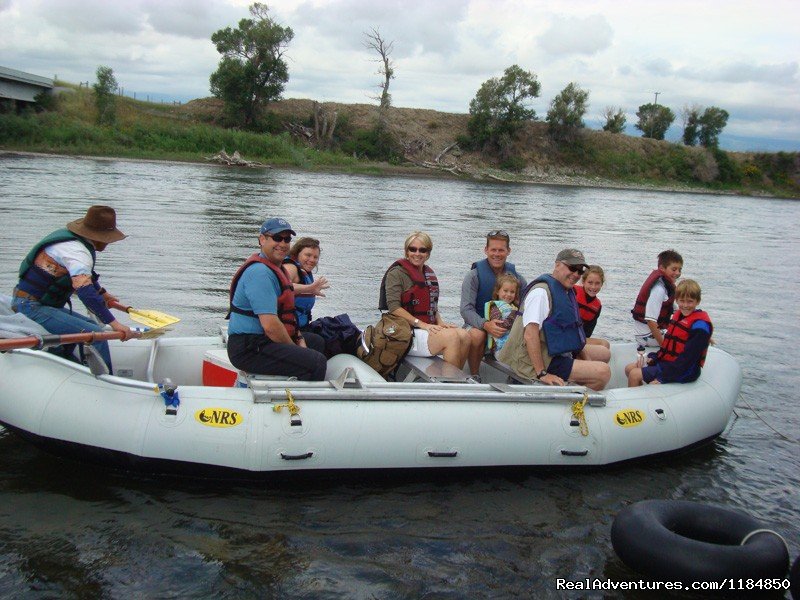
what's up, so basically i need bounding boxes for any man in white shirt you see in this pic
[497,249,610,391]
[13,206,139,372]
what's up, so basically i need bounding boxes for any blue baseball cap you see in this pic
[260,217,296,236]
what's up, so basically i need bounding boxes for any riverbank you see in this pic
[1,87,798,198]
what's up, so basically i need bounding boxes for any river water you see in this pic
[0,153,798,598]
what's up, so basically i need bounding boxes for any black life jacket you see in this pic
[228,253,298,340]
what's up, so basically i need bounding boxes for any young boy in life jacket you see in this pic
[625,279,713,387]
[484,273,520,353]
[575,265,610,350]
[631,249,683,348]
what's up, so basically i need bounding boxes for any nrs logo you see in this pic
[614,409,645,428]
[195,408,243,428]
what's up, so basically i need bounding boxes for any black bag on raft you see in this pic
[305,313,362,358]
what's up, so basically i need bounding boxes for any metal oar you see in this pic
[109,300,180,329]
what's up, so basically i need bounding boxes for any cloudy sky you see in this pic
[2,0,798,151]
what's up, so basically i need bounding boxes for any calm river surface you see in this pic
[0,153,798,598]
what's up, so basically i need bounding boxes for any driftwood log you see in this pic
[205,150,265,167]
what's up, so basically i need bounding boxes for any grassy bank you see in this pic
[1,84,798,198]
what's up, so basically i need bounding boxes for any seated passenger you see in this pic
[632,249,683,348]
[460,230,526,379]
[380,231,470,369]
[485,273,520,353]
[625,279,712,387]
[497,249,610,391]
[226,218,327,381]
[575,265,610,350]
[282,236,329,330]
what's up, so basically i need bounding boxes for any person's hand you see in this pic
[310,276,330,297]
[440,321,457,329]
[649,379,661,385]
[539,373,565,386]
[297,336,307,348]
[110,320,140,341]
[424,323,443,334]
[483,319,507,338]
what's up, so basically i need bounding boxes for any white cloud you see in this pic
[0,0,797,149]
[537,14,613,57]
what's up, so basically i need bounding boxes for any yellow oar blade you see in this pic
[126,308,180,329]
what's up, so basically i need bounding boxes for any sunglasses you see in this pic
[268,234,293,243]
[564,263,587,274]
[407,246,430,254]
[487,229,509,239]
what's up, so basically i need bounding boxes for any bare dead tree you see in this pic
[364,28,395,123]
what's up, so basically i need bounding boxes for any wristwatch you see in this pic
[413,318,419,327]
[536,370,548,379]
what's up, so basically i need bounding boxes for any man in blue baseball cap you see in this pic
[226,217,327,380]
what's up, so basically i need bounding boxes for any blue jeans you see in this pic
[11,295,113,372]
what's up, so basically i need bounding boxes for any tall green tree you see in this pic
[602,106,626,133]
[209,3,294,127]
[635,102,675,140]
[93,66,118,126]
[546,82,589,140]
[466,65,541,149]
[682,105,701,146]
[698,106,729,148]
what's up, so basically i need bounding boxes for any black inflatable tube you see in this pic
[790,553,799,600]
[611,500,789,582]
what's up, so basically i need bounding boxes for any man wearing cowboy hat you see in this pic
[12,205,139,372]
[497,248,610,391]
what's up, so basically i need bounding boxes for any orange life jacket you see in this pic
[632,269,675,328]
[656,309,713,366]
[228,253,298,341]
[379,259,440,324]
[575,285,601,324]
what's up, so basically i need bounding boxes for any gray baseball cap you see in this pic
[556,248,588,266]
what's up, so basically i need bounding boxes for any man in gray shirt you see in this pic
[460,230,526,378]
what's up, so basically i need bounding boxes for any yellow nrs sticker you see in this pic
[614,409,646,428]
[195,408,243,428]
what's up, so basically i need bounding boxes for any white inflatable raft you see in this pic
[0,335,741,476]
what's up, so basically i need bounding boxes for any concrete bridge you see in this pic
[0,66,54,106]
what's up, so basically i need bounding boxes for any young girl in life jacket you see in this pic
[575,265,611,350]
[485,273,519,353]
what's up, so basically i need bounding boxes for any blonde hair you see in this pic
[676,279,702,302]
[492,273,520,302]
[581,264,605,284]
[404,231,433,254]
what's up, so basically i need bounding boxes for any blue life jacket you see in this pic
[472,259,520,317]
[522,274,586,356]
[284,257,315,328]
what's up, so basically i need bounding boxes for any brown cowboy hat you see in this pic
[67,205,127,244]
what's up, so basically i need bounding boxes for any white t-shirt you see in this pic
[44,240,94,277]
[633,279,670,337]
[522,286,550,328]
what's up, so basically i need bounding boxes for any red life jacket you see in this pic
[656,309,713,366]
[631,269,675,328]
[228,253,298,340]
[575,285,602,324]
[379,259,440,324]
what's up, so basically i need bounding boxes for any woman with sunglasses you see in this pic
[379,231,470,369]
